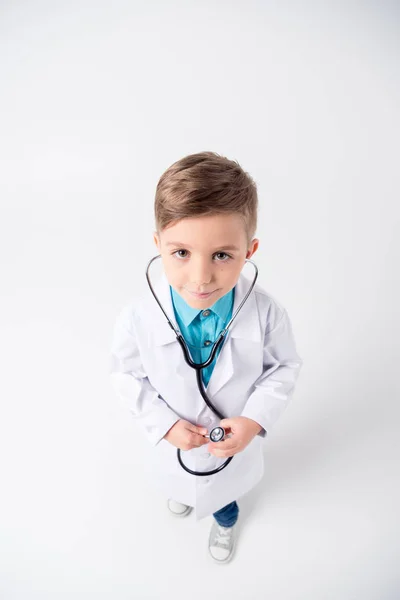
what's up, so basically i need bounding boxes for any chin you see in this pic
[186,298,211,309]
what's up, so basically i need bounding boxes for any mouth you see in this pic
[187,289,217,299]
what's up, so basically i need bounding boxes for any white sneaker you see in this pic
[208,520,236,563]
[167,498,192,517]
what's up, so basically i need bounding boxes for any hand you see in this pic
[208,417,262,458]
[164,419,209,451]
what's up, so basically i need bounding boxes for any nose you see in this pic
[189,256,212,286]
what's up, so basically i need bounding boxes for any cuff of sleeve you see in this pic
[148,405,181,447]
[240,405,271,440]
[241,384,292,437]
[240,413,267,439]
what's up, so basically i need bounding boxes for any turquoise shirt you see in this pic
[170,287,235,387]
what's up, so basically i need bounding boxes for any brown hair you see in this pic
[154,151,258,243]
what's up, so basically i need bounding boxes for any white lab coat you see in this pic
[110,270,303,520]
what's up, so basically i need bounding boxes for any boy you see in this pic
[110,151,303,564]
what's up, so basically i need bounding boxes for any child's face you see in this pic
[153,213,259,309]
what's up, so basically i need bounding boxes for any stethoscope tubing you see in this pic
[145,255,258,476]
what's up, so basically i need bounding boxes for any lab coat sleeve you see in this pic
[240,308,303,438]
[109,305,180,447]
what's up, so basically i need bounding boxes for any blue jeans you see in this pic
[213,501,239,527]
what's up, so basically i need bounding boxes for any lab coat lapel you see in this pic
[204,334,233,397]
[205,271,261,397]
[143,268,261,396]
[144,273,200,398]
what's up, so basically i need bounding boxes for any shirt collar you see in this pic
[170,286,234,327]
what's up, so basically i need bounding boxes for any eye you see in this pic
[172,249,189,259]
[214,252,232,261]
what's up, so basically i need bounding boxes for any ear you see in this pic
[246,238,259,259]
[153,231,161,250]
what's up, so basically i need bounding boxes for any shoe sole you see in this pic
[168,505,193,518]
[208,538,236,564]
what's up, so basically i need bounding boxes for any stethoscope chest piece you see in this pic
[209,426,225,443]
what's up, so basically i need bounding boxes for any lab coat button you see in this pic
[202,310,211,317]
[204,340,212,346]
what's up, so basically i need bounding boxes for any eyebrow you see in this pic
[165,242,240,251]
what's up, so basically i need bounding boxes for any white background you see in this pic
[0,1,399,599]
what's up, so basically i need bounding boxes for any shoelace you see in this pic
[213,525,233,547]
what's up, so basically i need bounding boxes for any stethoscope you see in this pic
[145,255,258,477]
